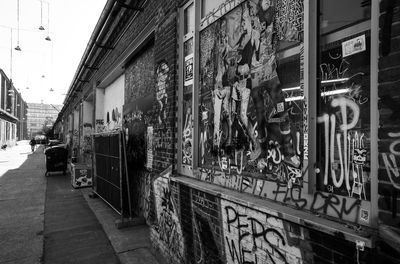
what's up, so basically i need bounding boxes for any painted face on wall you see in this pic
[261,0,271,11]
[241,15,252,34]
[220,19,227,39]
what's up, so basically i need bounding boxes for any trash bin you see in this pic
[44,145,68,176]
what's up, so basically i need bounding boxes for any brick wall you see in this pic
[378,0,400,229]
[377,0,400,261]
[125,46,155,103]
[164,183,376,264]
[152,0,180,172]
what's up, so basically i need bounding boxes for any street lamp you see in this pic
[39,0,45,30]
[45,1,51,42]
[15,0,22,51]
[39,0,51,41]
[9,28,21,84]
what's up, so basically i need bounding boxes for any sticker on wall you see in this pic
[359,208,370,223]
[342,34,366,57]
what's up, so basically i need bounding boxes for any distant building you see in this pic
[0,69,27,146]
[26,103,62,138]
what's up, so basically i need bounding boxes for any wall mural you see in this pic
[199,0,304,187]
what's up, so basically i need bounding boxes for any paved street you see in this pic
[0,142,160,264]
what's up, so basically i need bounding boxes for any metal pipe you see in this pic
[63,0,118,105]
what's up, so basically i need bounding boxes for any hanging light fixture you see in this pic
[15,0,21,51]
[49,88,54,92]
[39,0,45,30]
[45,2,51,41]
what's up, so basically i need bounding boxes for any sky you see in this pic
[0,0,107,105]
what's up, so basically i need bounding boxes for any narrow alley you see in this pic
[0,142,160,264]
[1,0,400,263]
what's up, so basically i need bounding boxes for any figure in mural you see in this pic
[208,0,300,167]
[156,62,169,125]
[213,19,233,153]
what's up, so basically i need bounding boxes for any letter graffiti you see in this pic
[320,56,349,81]
[382,132,400,189]
[222,200,304,264]
[310,192,360,221]
[317,97,363,196]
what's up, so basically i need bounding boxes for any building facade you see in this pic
[26,103,62,138]
[0,69,27,146]
[55,0,400,263]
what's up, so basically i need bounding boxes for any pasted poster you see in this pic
[182,40,194,171]
[185,55,193,82]
[199,0,304,187]
[146,126,154,170]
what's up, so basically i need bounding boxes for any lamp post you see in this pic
[9,28,22,81]
[38,0,51,41]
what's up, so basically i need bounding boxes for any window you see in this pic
[184,3,195,35]
[316,1,371,200]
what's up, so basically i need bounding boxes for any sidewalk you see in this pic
[81,189,161,264]
[0,144,160,264]
[0,143,45,264]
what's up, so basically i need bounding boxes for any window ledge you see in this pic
[172,175,376,248]
[379,224,400,253]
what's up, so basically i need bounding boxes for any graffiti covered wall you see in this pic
[221,199,311,264]
[174,183,371,264]
[151,167,185,263]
